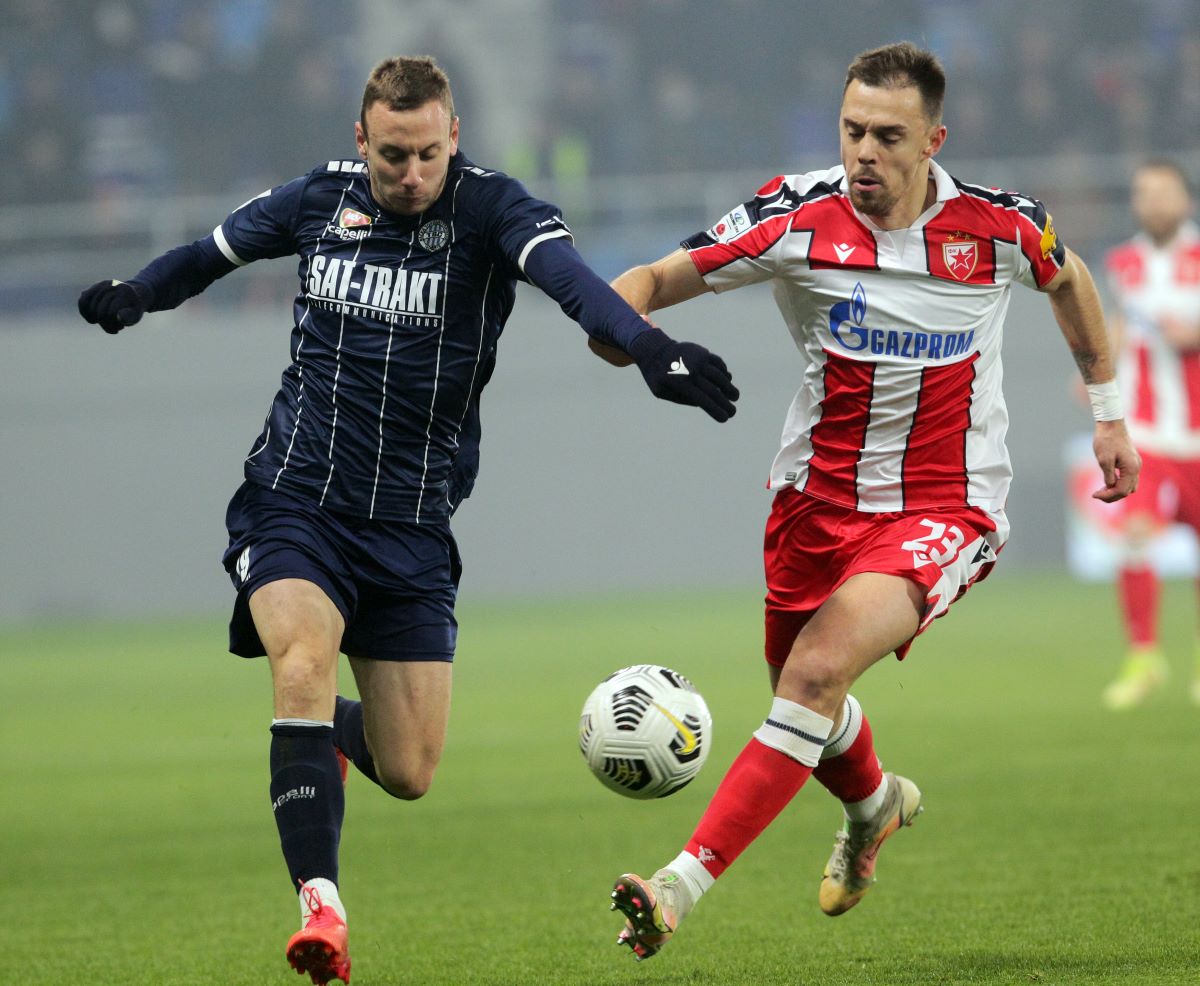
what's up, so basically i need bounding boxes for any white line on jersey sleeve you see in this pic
[212,225,249,266]
[516,228,572,274]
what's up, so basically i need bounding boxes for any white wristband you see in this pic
[1085,380,1123,421]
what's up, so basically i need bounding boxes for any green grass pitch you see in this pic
[4,572,1198,985]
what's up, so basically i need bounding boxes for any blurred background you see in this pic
[3,0,1198,621]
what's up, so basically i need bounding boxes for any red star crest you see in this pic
[943,237,978,281]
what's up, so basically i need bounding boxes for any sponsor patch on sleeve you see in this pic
[1039,213,1058,260]
[707,205,752,243]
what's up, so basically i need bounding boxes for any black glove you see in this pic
[77,280,151,334]
[628,327,739,422]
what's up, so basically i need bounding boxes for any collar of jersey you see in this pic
[838,159,958,233]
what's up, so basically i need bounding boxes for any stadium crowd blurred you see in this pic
[5,0,1199,205]
[0,0,361,206]
[3,0,1198,311]
[536,0,1200,182]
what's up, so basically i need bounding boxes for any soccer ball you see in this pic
[578,664,712,799]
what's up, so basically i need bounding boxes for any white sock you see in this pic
[752,697,834,767]
[664,850,716,900]
[843,774,888,822]
[299,877,346,922]
[819,695,863,761]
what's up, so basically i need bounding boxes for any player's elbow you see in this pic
[1045,248,1088,294]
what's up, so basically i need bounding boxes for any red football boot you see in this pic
[286,882,351,985]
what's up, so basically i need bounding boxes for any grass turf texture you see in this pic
[4,572,1198,985]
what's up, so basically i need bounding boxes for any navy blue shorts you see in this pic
[221,481,461,662]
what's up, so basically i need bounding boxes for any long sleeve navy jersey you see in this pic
[133,151,649,524]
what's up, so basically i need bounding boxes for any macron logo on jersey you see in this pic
[828,282,975,361]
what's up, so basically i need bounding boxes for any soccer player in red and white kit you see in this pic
[592,42,1141,959]
[1100,160,1200,709]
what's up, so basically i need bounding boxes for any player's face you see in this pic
[1131,166,1192,245]
[356,99,459,215]
[839,80,946,228]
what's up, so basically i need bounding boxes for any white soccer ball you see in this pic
[578,664,712,799]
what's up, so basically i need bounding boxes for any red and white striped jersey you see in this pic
[1104,221,1200,457]
[682,160,1066,520]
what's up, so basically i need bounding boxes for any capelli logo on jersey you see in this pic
[828,282,975,361]
[322,207,375,242]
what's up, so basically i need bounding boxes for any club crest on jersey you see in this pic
[418,220,450,252]
[943,237,978,281]
[339,207,372,229]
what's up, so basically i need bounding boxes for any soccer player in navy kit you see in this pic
[78,56,738,985]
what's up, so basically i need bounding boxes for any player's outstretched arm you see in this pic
[1043,248,1141,502]
[78,236,238,335]
[522,238,738,421]
[589,250,712,367]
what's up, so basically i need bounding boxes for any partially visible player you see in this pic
[77,56,738,985]
[592,42,1140,960]
[1101,159,1200,709]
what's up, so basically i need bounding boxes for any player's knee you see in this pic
[271,645,337,710]
[375,760,437,801]
[777,654,852,711]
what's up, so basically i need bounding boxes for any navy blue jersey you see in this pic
[211,152,574,524]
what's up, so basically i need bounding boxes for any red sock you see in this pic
[685,737,813,879]
[813,713,883,803]
[1118,565,1159,647]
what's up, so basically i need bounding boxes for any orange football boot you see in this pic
[286,882,351,985]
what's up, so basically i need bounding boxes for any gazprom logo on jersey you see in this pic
[828,282,974,360]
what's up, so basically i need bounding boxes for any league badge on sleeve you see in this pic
[418,220,450,252]
[707,205,752,244]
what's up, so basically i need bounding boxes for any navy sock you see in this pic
[333,695,381,787]
[269,720,345,889]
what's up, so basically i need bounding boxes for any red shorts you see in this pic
[762,488,1006,666]
[1115,450,1200,532]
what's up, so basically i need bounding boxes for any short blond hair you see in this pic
[360,56,455,133]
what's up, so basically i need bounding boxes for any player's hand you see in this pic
[77,279,149,334]
[1091,419,1141,503]
[628,327,739,422]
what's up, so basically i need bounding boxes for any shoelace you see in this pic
[827,830,853,881]
[828,820,880,882]
[300,882,326,922]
